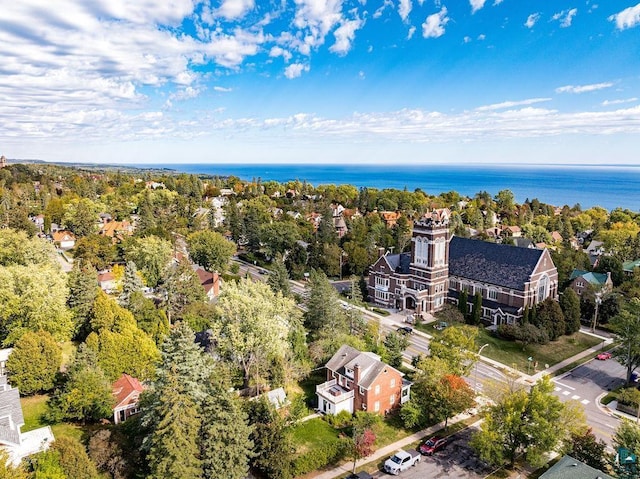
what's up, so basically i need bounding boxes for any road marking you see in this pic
[571,395,580,400]
[553,380,575,391]
[554,387,561,392]
[562,391,571,396]
[581,399,590,405]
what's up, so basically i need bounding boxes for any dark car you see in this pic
[419,436,447,455]
[346,472,374,479]
[397,326,413,335]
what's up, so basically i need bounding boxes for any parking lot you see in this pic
[369,427,493,478]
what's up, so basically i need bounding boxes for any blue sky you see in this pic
[1,0,639,165]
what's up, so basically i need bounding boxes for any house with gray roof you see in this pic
[0,376,54,465]
[539,455,613,479]
[316,345,411,416]
[368,209,558,325]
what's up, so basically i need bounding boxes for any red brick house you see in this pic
[193,266,221,300]
[316,345,411,416]
[368,209,559,325]
[112,373,145,424]
[568,269,612,297]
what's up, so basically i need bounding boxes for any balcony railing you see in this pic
[316,380,355,402]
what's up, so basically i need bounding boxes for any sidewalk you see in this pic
[309,410,483,479]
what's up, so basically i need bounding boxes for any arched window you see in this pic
[416,237,429,265]
[537,275,549,302]
[434,238,445,266]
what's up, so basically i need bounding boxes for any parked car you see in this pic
[419,436,447,455]
[397,326,413,335]
[596,352,612,360]
[383,450,420,474]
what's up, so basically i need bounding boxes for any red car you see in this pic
[419,436,447,455]
[597,352,612,360]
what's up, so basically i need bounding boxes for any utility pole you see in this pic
[475,344,490,393]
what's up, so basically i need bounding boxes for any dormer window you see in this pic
[345,368,354,379]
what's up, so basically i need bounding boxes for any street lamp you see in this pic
[591,290,603,333]
[474,343,490,393]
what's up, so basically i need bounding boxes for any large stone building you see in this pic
[368,209,559,326]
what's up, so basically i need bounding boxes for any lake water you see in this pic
[135,163,640,212]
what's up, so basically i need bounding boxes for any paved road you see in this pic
[368,426,492,479]
[552,354,626,445]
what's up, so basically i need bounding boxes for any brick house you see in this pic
[368,209,559,325]
[316,345,411,416]
[52,230,76,249]
[569,269,613,297]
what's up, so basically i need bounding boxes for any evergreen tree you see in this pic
[383,331,409,368]
[247,398,293,479]
[200,385,254,479]
[304,269,347,341]
[267,254,291,297]
[51,436,100,479]
[67,260,98,337]
[560,288,581,334]
[119,260,144,307]
[147,371,202,479]
[472,292,483,325]
[349,276,363,304]
[458,290,468,320]
[316,203,337,245]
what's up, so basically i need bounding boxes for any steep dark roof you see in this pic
[385,253,411,274]
[539,455,614,479]
[449,236,544,290]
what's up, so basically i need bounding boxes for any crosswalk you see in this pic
[553,383,590,405]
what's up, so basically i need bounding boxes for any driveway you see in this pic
[370,427,492,479]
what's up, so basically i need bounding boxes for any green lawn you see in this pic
[416,323,602,373]
[475,328,602,373]
[291,417,343,455]
[21,394,84,442]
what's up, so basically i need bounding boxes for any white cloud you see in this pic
[609,3,640,30]
[284,63,309,79]
[330,18,364,55]
[477,33,486,40]
[470,0,486,14]
[213,86,233,92]
[170,86,202,100]
[464,36,472,43]
[552,8,577,28]
[602,97,638,106]
[269,46,293,62]
[476,98,552,111]
[215,0,255,20]
[556,82,613,94]
[493,0,503,5]
[422,7,449,38]
[398,0,412,21]
[525,13,540,28]
[292,0,344,52]
[407,26,416,39]
[358,71,365,80]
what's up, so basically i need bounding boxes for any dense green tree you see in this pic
[216,279,303,389]
[560,288,581,334]
[611,298,640,384]
[284,241,308,279]
[7,330,62,395]
[471,376,585,468]
[200,385,254,479]
[0,228,58,266]
[0,263,73,345]
[63,198,99,237]
[163,257,206,323]
[72,234,117,272]
[66,260,98,337]
[247,397,293,479]
[429,325,478,376]
[458,290,468,319]
[562,428,608,472]
[48,346,115,423]
[126,291,170,345]
[30,449,67,479]
[119,261,144,307]
[259,221,300,259]
[187,230,236,273]
[51,436,100,479]
[267,254,292,297]
[595,255,625,287]
[534,298,566,341]
[472,292,482,325]
[125,236,173,288]
[147,371,202,479]
[304,269,348,341]
[383,331,409,369]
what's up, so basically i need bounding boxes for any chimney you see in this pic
[377,247,385,258]
[353,364,361,386]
